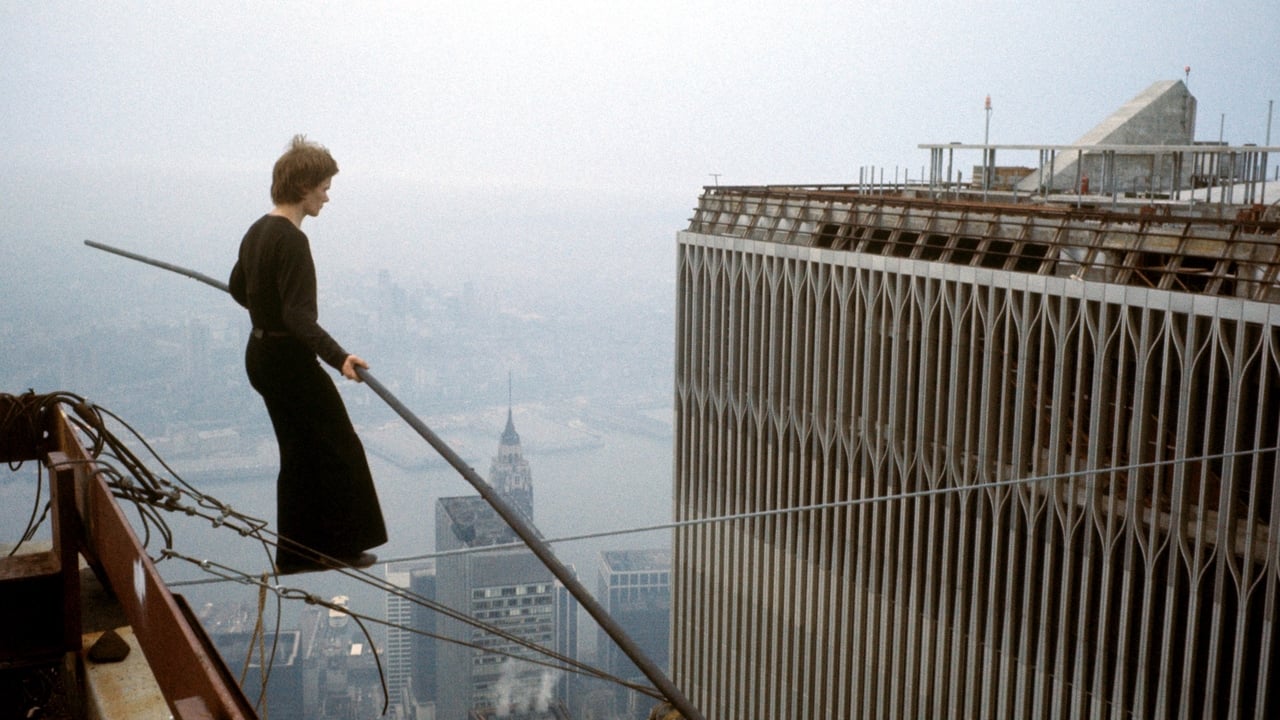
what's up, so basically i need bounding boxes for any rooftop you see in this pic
[687,176,1280,304]
[439,495,524,548]
[600,548,672,573]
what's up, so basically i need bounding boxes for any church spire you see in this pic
[501,371,520,445]
[490,373,533,520]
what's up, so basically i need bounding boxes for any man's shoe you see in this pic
[274,555,327,575]
[275,551,378,575]
[344,552,377,569]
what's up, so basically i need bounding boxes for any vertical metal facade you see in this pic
[672,193,1280,719]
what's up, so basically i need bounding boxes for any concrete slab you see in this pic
[82,627,170,720]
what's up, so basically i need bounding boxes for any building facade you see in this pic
[597,549,672,716]
[428,406,584,719]
[386,561,438,718]
[672,184,1280,718]
[490,405,534,521]
[385,564,416,711]
[435,496,568,719]
[209,628,302,720]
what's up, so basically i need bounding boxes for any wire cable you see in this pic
[53,409,648,697]
[163,550,663,701]
[168,531,643,693]
[375,442,1280,566]
[32,390,664,695]
[18,392,292,712]
[18,383,1276,713]
[152,436,1279,707]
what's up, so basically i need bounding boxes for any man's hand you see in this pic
[341,354,369,382]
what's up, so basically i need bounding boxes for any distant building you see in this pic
[435,496,572,718]
[408,564,439,718]
[490,404,534,521]
[553,581,580,713]
[298,600,387,719]
[597,549,671,716]
[467,702,574,719]
[208,628,302,720]
[386,564,416,709]
[431,405,577,718]
[386,561,438,718]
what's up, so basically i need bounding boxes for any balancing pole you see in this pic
[84,239,703,720]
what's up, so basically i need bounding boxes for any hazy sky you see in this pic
[3,1,1279,289]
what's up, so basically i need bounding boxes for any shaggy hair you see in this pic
[270,134,338,205]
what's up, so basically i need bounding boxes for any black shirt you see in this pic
[229,214,348,370]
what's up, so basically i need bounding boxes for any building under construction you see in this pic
[672,80,1280,719]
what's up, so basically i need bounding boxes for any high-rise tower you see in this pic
[490,383,534,520]
[597,549,672,715]
[429,388,577,718]
[433,496,574,718]
[384,561,437,717]
[672,138,1280,716]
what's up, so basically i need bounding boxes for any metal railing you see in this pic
[689,187,1280,301]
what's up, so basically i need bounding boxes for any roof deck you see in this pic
[689,171,1280,303]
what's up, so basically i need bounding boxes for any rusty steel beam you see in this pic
[48,411,257,719]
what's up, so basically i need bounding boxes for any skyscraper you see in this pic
[385,560,436,718]
[385,564,415,709]
[490,405,534,521]
[430,406,576,718]
[672,147,1280,716]
[434,496,562,718]
[597,549,672,715]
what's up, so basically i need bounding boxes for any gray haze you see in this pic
[4,2,1278,294]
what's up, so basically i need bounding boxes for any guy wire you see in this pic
[164,550,662,701]
[51,397,637,696]
[378,441,1280,566]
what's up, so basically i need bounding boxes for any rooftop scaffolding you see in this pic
[690,184,1280,302]
[919,142,1280,207]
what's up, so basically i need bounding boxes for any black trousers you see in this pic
[245,335,387,566]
